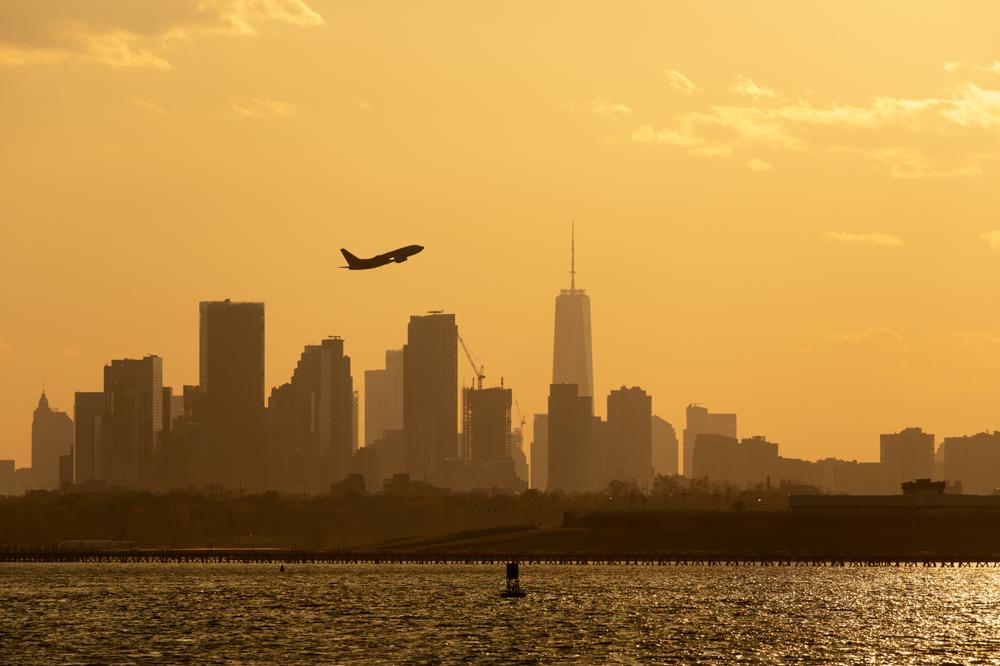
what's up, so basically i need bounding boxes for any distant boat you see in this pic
[500,561,527,598]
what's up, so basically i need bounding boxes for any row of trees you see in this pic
[0,475,821,547]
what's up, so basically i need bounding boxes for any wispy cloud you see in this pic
[943,61,964,73]
[565,96,633,119]
[826,231,904,247]
[731,75,777,99]
[827,327,906,346]
[586,95,632,119]
[0,1,324,69]
[745,158,773,171]
[356,100,373,110]
[978,61,1000,75]
[664,70,699,95]
[131,97,166,114]
[631,124,700,146]
[630,79,1000,177]
[981,230,1000,250]
[232,98,304,119]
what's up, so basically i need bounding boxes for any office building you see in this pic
[552,227,593,399]
[940,432,1000,495]
[364,349,403,446]
[268,336,354,492]
[403,312,458,482]
[31,390,74,491]
[651,416,679,477]
[73,391,105,484]
[102,356,163,489]
[605,386,654,489]
[531,413,548,491]
[880,427,934,494]
[200,299,265,490]
[683,404,736,477]
[547,383,593,493]
[691,433,739,482]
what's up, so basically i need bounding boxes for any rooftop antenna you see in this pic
[570,221,576,291]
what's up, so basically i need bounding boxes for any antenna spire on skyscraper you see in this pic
[570,221,576,291]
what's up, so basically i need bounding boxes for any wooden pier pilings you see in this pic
[1,549,999,567]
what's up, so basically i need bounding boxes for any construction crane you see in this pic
[458,334,485,390]
[514,398,527,433]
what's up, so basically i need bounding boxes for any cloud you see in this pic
[664,70,699,95]
[586,95,632,119]
[356,100,373,110]
[631,123,700,146]
[978,61,1000,75]
[565,96,633,119]
[981,230,1000,250]
[232,98,304,119]
[0,1,324,69]
[630,80,1000,177]
[863,148,984,179]
[943,61,964,73]
[745,157,773,171]
[826,231,904,247]
[827,327,906,346]
[731,75,777,99]
[62,345,84,360]
[131,97,166,114]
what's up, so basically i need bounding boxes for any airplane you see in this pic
[340,245,424,270]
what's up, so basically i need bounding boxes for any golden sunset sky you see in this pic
[3,1,1000,468]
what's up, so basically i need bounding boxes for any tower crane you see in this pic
[514,398,527,433]
[458,334,485,390]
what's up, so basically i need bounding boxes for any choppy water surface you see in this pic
[3,563,1000,663]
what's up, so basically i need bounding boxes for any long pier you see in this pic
[2,549,1000,567]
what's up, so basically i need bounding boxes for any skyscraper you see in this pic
[102,356,163,489]
[605,386,654,489]
[940,432,1000,495]
[30,390,73,490]
[651,415,679,477]
[463,386,512,465]
[531,413,549,491]
[547,383,593,493]
[268,337,354,492]
[73,391,105,484]
[364,349,403,446]
[552,225,594,399]
[682,404,737,477]
[199,299,265,490]
[403,312,458,482]
[880,427,934,494]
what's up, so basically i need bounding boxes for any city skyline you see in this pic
[6,2,1000,469]
[6,4,1000,663]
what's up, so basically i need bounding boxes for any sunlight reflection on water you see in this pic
[2,563,999,663]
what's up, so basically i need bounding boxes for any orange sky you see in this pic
[3,1,1000,468]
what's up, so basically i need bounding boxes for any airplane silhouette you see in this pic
[340,245,424,270]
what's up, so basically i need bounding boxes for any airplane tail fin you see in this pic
[340,248,361,269]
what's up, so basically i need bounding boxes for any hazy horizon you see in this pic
[5,1,1000,468]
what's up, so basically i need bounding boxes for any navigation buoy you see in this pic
[500,561,526,598]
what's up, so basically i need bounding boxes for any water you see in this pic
[3,563,1000,664]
